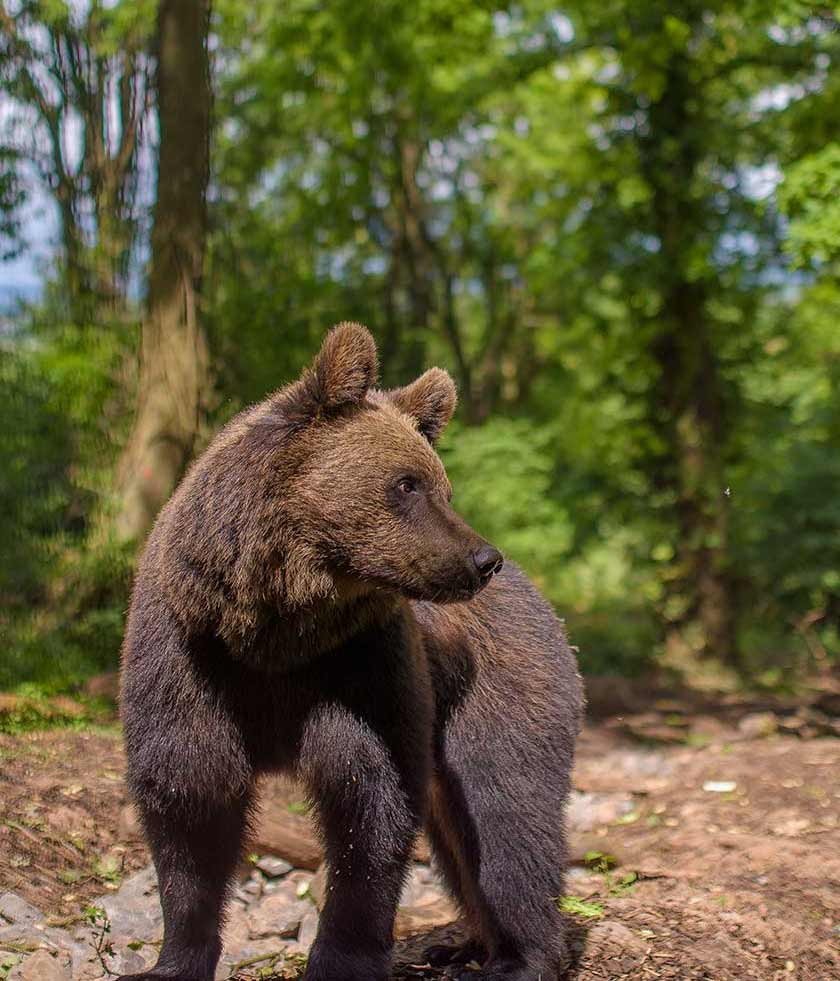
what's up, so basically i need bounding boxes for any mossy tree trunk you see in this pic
[641,49,736,665]
[116,0,211,542]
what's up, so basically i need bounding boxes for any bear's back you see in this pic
[411,561,584,732]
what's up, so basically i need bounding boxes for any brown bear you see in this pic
[118,323,583,981]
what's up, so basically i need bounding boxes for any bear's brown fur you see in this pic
[119,324,583,981]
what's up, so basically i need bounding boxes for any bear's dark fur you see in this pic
[118,324,583,981]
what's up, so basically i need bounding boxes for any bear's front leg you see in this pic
[298,699,430,981]
[116,793,253,981]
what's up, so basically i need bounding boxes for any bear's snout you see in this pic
[472,544,504,583]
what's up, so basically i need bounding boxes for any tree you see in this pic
[486,0,837,666]
[115,0,211,541]
[210,0,559,417]
[0,0,154,316]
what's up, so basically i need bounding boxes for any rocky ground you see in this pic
[1,683,839,980]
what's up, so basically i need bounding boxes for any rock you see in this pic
[398,864,459,937]
[97,865,162,942]
[586,919,648,955]
[252,778,323,871]
[813,690,840,717]
[0,893,45,940]
[567,791,635,831]
[39,930,95,979]
[272,870,312,899]
[567,866,595,885]
[7,949,71,981]
[255,856,292,879]
[702,780,737,793]
[309,864,327,909]
[296,909,319,951]
[216,938,287,980]
[106,945,156,977]
[308,862,455,938]
[234,885,259,905]
[223,901,252,950]
[246,881,312,939]
[619,713,690,745]
[394,895,459,939]
[737,712,778,739]
[399,864,445,908]
[689,715,732,742]
[240,875,263,898]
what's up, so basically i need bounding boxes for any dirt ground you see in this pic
[1,695,839,981]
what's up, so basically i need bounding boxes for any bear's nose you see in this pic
[472,545,504,580]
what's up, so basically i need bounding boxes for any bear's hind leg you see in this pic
[116,792,253,981]
[432,706,577,980]
[423,794,487,969]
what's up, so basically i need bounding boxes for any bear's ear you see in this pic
[303,322,378,414]
[389,367,457,443]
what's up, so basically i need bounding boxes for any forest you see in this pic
[2,0,840,693]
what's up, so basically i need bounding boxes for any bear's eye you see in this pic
[396,477,418,495]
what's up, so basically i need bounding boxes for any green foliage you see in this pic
[3,0,840,688]
[781,147,840,266]
[0,307,135,691]
[557,895,605,918]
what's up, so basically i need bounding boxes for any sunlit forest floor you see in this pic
[1,688,838,981]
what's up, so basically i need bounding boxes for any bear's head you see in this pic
[280,322,503,604]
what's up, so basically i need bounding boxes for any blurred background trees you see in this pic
[1,0,838,692]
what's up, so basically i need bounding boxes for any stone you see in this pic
[252,778,323,871]
[737,712,778,739]
[223,901,252,950]
[7,949,71,981]
[39,931,94,979]
[283,871,313,897]
[296,909,319,952]
[394,895,459,939]
[567,790,635,831]
[96,865,162,942]
[246,882,312,939]
[308,864,327,910]
[0,893,45,941]
[813,691,840,717]
[241,876,263,897]
[311,861,456,938]
[255,856,293,879]
[216,939,287,980]
[586,919,648,954]
[399,863,445,908]
[106,945,156,977]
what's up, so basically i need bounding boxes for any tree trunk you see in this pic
[642,51,736,664]
[395,132,435,378]
[115,0,211,542]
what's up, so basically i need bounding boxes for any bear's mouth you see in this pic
[409,572,497,605]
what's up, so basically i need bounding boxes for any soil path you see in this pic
[1,702,838,980]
